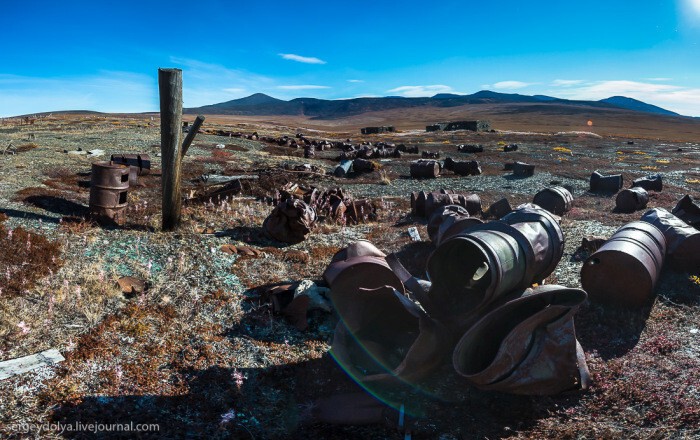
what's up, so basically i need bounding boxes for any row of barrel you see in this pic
[88,154,150,225]
[409,159,535,179]
[591,171,664,213]
[320,183,700,397]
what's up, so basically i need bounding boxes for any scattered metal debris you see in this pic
[457,144,483,153]
[220,244,263,257]
[503,144,518,152]
[444,158,482,176]
[672,195,700,229]
[581,221,666,307]
[411,190,481,218]
[632,174,663,192]
[512,161,535,177]
[262,198,317,244]
[590,170,623,193]
[116,276,149,296]
[407,227,421,241]
[487,197,512,219]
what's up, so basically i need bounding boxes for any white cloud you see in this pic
[386,85,454,97]
[646,77,673,82]
[170,57,275,106]
[278,53,327,64]
[491,81,537,90]
[686,0,700,14]
[347,79,364,83]
[276,85,330,90]
[551,79,586,87]
[552,80,700,116]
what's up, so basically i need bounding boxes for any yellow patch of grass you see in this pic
[641,166,658,170]
[632,150,648,155]
[686,178,700,184]
[553,146,572,153]
[656,159,670,164]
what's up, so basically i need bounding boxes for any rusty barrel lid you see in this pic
[581,221,666,307]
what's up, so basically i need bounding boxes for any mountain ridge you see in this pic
[184,90,683,119]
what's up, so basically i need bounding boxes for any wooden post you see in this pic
[181,115,205,158]
[159,68,183,231]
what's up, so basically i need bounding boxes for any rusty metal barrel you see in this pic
[352,158,375,173]
[590,171,623,193]
[452,285,589,395]
[323,241,405,320]
[632,174,663,192]
[533,186,574,216]
[512,162,535,177]
[451,159,482,176]
[330,285,451,387]
[581,221,666,307]
[426,204,564,331]
[89,161,130,225]
[410,189,453,217]
[427,205,483,246]
[615,187,649,213]
[410,160,440,178]
[488,198,512,219]
[425,192,481,218]
[641,208,700,272]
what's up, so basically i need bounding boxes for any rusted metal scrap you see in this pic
[89,161,130,225]
[263,198,317,244]
[410,190,481,218]
[266,280,331,331]
[590,170,623,193]
[330,285,452,386]
[452,285,590,395]
[426,204,564,332]
[581,221,666,307]
[672,195,700,229]
[615,187,649,213]
[641,208,700,272]
[487,197,512,219]
[457,144,483,153]
[533,186,574,216]
[110,153,151,186]
[632,174,663,192]
[410,159,441,178]
[512,161,535,177]
[444,157,482,176]
[424,192,481,218]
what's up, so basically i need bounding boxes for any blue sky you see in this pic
[1,0,699,117]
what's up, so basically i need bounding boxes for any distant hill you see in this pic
[599,96,679,116]
[184,90,683,119]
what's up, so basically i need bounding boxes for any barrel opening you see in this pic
[119,191,127,204]
[590,258,600,265]
[120,173,129,183]
[430,239,491,311]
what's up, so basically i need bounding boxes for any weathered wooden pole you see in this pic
[181,115,205,158]
[159,68,183,231]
